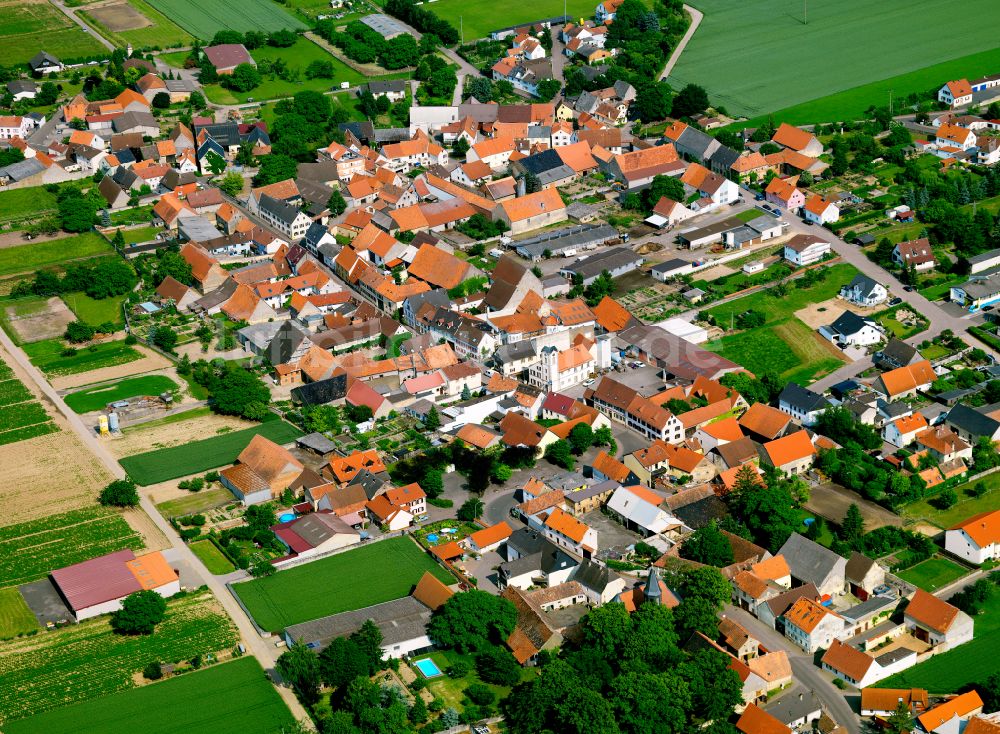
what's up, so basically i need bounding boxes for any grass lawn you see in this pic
[120,418,304,485]
[901,472,1000,529]
[156,486,234,518]
[157,50,191,68]
[427,0,600,39]
[145,0,305,39]
[0,2,108,65]
[422,649,536,714]
[189,540,237,575]
[897,556,969,592]
[386,332,411,358]
[791,509,836,548]
[233,536,454,631]
[0,588,40,640]
[0,186,59,227]
[0,590,238,723]
[201,38,405,104]
[64,375,178,413]
[703,264,856,385]
[880,592,1000,693]
[676,0,1000,119]
[3,656,292,734]
[871,306,929,340]
[78,0,193,50]
[23,339,142,378]
[920,278,964,302]
[112,226,161,245]
[920,344,951,361]
[0,233,112,278]
[0,506,143,588]
[61,292,126,328]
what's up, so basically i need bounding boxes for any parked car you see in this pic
[888,297,902,306]
[903,285,914,292]
[755,193,765,201]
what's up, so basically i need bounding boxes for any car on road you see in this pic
[888,297,902,306]
[903,286,914,292]
[802,219,813,225]
[755,193,765,201]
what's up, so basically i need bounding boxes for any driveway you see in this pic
[659,4,703,81]
[462,550,503,592]
[723,606,861,734]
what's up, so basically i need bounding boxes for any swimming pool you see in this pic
[412,657,443,678]
[279,513,296,523]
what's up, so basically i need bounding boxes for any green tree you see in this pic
[643,175,685,210]
[476,646,521,686]
[428,589,517,653]
[672,84,709,118]
[111,589,167,634]
[424,405,440,430]
[211,367,270,419]
[840,503,864,543]
[99,478,140,507]
[318,636,369,688]
[885,699,913,734]
[152,326,178,352]
[218,172,244,196]
[409,696,428,724]
[58,192,98,232]
[458,496,484,521]
[568,422,595,455]
[634,81,672,122]
[327,188,347,217]
[678,521,734,566]
[544,439,575,470]
[223,63,261,92]
[152,91,170,109]
[204,150,227,175]
[65,320,95,343]
[277,641,321,705]
[254,154,298,186]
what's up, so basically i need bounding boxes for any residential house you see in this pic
[783,233,830,266]
[859,688,929,718]
[778,383,829,426]
[738,403,794,443]
[782,597,844,653]
[883,412,929,447]
[938,79,974,107]
[893,238,936,272]
[585,376,684,443]
[821,639,917,689]
[845,552,886,601]
[946,509,1000,565]
[772,123,823,157]
[220,435,305,505]
[760,431,816,475]
[271,512,360,559]
[841,274,888,307]
[543,506,598,558]
[605,484,681,537]
[203,44,255,74]
[915,426,972,464]
[917,691,984,733]
[873,360,936,400]
[946,402,1000,444]
[803,195,840,224]
[765,177,805,211]
[777,533,847,597]
[494,188,568,235]
[736,704,792,734]
[820,310,885,348]
[464,522,513,554]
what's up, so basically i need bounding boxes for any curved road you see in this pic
[0,328,312,726]
[659,4,703,81]
[50,0,116,52]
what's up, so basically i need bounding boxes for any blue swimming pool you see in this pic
[279,512,296,523]
[413,657,443,678]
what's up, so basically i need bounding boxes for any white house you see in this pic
[945,509,1000,565]
[528,344,594,392]
[938,79,973,108]
[543,507,598,558]
[0,115,31,140]
[783,597,845,653]
[783,233,830,266]
[882,413,929,447]
[820,310,885,348]
[605,485,681,537]
[892,238,936,272]
[903,589,973,652]
[821,639,917,689]
[840,274,888,307]
[777,383,828,427]
[803,195,839,225]
[936,123,978,152]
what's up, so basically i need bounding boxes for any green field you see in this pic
[0,506,144,588]
[426,0,600,40]
[120,419,304,485]
[156,486,233,518]
[0,2,107,65]
[234,536,453,631]
[902,472,1000,529]
[0,233,112,278]
[23,339,142,377]
[65,375,178,414]
[190,540,237,575]
[0,356,58,446]
[79,0,194,50]
[4,656,292,734]
[61,292,126,328]
[897,556,969,592]
[672,0,1000,119]
[145,0,305,38]
[113,226,161,245]
[881,592,1000,693]
[0,588,39,639]
[200,38,399,104]
[0,186,59,227]
[704,263,856,385]
[0,590,239,722]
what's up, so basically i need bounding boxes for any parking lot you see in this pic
[582,508,643,557]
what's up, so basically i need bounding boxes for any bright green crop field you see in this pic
[3,657,292,734]
[145,0,305,38]
[670,0,1000,119]
[234,536,453,631]
[64,375,178,414]
[119,418,303,485]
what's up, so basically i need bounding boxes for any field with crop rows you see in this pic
[0,590,239,722]
[4,657,294,734]
[0,507,144,587]
[0,354,57,446]
[669,0,1000,118]
[234,536,453,631]
[120,419,303,485]
[145,0,305,39]
[0,0,107,65]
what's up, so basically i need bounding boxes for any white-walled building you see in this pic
[945,509,1000,565]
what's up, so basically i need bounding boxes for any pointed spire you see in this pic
[644,565,662,604]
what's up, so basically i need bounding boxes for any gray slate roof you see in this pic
[777,533,845,589]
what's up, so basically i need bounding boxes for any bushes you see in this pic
[65,320,95,344]
[99,478,140,508]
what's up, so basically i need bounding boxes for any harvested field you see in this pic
[120,507,170,552]
[108,410,258,459]
[88,2,150,31]
[3,298,75,344]
[49,345,172,390]
[794,297,881,330]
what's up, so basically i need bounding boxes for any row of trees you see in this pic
[384,0,459,46]
[12,257,136,301]
[186,359,271,421]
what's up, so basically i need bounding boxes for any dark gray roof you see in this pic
[558,246,642,280]
[843,273,882,298]
[0,158,45,182]
[506,527,548,558]
[363,80,407,95]
[196,121,241,147]
[651,258,691,274]
[828,310,875,337]
[946,401,1000,438]
[266,321,312,365]
[874,647,916,666]
[779,382,828,413]
[675,125,718,159]
[29,51,61,70]
[495,340,537,363]
[969,247,1000,265]
[296,432,337,455]
[671,495,728,530]
[762,685,822,726]
[708,144,740,170]
[500,541,578,579]
[290,373,348,405]
[347,469,390,500]
[571,559,621,594]
[259,193,304,227]
[515,148,568,176]
[878,337,919,369]
[839,594,895,622]
[566,479,619,504]
[112,111,157,133]
[7,80,36,94]
[513,223,619,260]
[777,533,844,588]
[765,583,819,617]
[283,595,431,651]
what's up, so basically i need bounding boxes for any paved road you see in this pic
[659,4,703,81]
[723,606,861,734]
[0,328,312,725]
[51,0,116,52]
